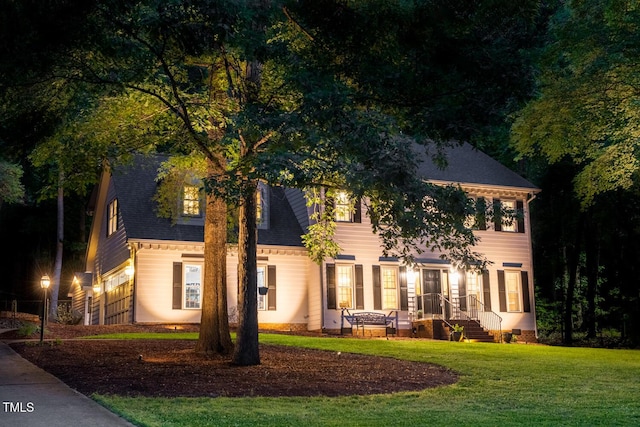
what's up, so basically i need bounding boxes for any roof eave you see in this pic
[427,179,540,196]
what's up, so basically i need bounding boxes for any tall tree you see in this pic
[512,0,640,344]
[3,0,545,362]
[512,0,640,206]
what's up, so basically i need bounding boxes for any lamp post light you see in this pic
[40,274,50,344]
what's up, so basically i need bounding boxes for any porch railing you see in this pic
[465,295,502,340]
[414,293,502,341]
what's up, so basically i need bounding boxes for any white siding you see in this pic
[306,260,322,331]
[134,244,310,327]
[322,191,537,334]
[134,247,203,323]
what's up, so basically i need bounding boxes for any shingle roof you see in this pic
[414,142,538,190]
[110,154,304,246]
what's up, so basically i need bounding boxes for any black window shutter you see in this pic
[326,264,336,309]
[268,265,277,311]
[476,197,487,230]
[458,271,467,311]
[493,199,502,231]
[516,200,525,233]
[353,198,362,223]
[482,271,492,312]
[372,265,382,310]
[399,266,408,311]
[172,262,182,309]
[521,271,531,312]
[498,270,507,312]
[355,265,364,309]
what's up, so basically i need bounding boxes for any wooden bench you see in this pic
[340,309,398,337]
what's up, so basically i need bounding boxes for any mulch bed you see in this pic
[2,322,458,398]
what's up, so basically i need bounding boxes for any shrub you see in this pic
[56,304,83,325]
[17,322,39,337]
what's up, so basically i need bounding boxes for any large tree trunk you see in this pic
[584,213,599,339]
[195,158,233,355]
[563,215,583,346]
[232,179,260,366]
[50,169,64,320]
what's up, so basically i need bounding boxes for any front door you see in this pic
[422,269,441,316]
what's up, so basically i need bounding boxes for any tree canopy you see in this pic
[1,0,552,356]
[512,0,640,207]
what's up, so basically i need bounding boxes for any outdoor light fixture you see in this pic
[40,274,50,344]
[124,263,134,277]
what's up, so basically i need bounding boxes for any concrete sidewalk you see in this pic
[0,336,135,427]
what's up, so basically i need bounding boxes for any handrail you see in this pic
[465,295,502,342]
[413,293,502,342]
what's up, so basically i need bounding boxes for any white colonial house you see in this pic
[69,143,539,342]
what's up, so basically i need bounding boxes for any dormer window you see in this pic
[329,190,362,223]
[256,183,269,229]
[335,191,351,222]
[182,185,201,217]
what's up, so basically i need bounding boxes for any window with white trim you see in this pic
[336,264,354,308]
[334,191,352,222]
[257,265,267,311]
[107,198,118,236]
[381,266,398,309]
[505,270,521,312]
[466,271,482,310]
[104,268,128,292]
[184,264,202,309]
[501,200,517,232]
[182,185,201,217]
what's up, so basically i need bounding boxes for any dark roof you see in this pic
[110,154,304,246]
[414,143,538,190]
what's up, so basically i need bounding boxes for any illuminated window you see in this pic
[104,268,128,293]
[184,264,202,309]
[182,185,201,217]
[334,191,352,222]
[256,188,263,223]
[336,265,354,308]
[257,265,267,311]
[256,184,269,228]
[381,266,398,309]
[501,200,517,232]
[466,271,482,310]
[505,271,521,312]
[465,196,487,230]
[107,198,118,236]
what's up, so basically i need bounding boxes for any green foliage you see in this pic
[154,154,207,223]
[17,322,39,338]
[301,188,341,264]
[511,0,640,208]
[55,304,83,325]
[0,159,25,204]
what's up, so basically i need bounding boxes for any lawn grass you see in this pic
[92,334,640,426]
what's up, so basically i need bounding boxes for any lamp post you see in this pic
[40,274,50,344]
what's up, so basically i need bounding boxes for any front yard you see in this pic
[5,324,640,426]
[83,335,640,425]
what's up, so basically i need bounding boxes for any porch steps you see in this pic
[448,320,495,343]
